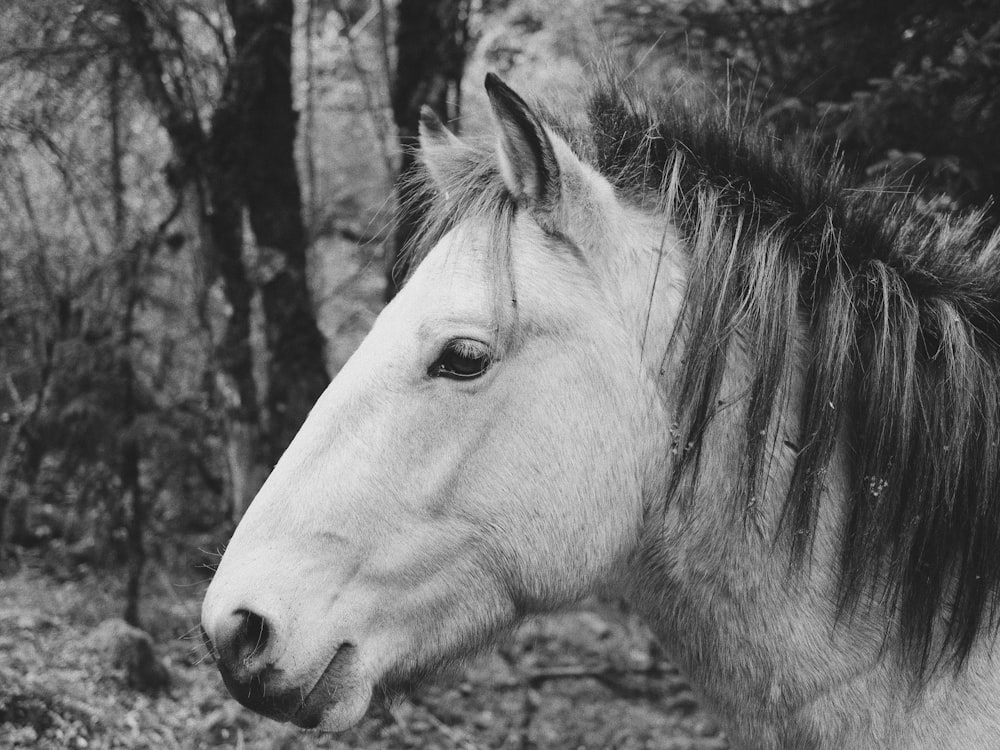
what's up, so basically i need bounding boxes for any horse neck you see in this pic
[605,211,1000,749]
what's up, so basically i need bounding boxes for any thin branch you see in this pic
[54,160,103,259]
[376,0,393,97]
[113,0,207,164]
[331,0,397,185]
[0,43,110,66]
[0,315,57,509]
[303,0,317,228]
[0,377,32,491]
[178,0,232,65]
[12,156,55,304]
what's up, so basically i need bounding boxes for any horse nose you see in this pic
[203,608,299,720]
[206,608,271,677]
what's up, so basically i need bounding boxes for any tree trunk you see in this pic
[227,0,329,462]
[116,0,328,499]
[111,55,145,627]
[386,0,471,300]
[114,0,266,517]
[206,69,265,518]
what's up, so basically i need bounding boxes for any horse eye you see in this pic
[429,339,492,380]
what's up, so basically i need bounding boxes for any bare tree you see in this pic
[227,0,329,462]
[114,0,328,514]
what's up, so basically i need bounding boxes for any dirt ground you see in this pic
[0,556,728,750]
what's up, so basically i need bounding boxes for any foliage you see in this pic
[607,0,1000,217]
[0,190,227,560]
[0,1,237,587]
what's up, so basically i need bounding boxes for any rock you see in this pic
[85,618,171,694]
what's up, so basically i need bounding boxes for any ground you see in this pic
[0,555,728,750]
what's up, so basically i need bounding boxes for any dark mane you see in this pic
[409,75,1000,673]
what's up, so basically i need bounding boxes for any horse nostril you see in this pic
[205,607,302,720]
[205,607,274,682]
[233,608,270,669]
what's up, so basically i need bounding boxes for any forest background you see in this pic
[1,0,998,748]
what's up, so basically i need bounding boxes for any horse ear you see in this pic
[484,73,561,222]
[418,106,469,190]
[419,105,462,149]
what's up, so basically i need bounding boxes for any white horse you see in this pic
[202,73,1000,748]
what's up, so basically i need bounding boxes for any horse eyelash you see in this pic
[446,338,491,359]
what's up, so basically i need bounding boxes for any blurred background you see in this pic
[1,0,997,747]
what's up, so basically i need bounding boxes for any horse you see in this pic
[201,72,1000,749]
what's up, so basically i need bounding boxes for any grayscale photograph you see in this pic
[2,1,998,748]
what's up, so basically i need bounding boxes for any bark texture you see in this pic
[227,0,329,461]
[115,0,328,498]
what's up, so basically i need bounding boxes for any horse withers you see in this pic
[202,73,1000,748]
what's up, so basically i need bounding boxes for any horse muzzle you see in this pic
[201,600,372,730]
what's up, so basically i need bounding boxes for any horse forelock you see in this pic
[402,152,519,348]
[406,73,1000,675]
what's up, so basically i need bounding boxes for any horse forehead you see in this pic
[407,226,494,310]
[406,216,592,323]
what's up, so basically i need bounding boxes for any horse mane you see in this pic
[407,74,1000,674]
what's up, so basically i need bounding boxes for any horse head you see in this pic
[200,74,678,730]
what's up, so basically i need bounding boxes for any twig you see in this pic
[516,683,536,750]
[376,0,393,98]
[330,0,397,187]
[303,0,317,229]
[0,379,32,493]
